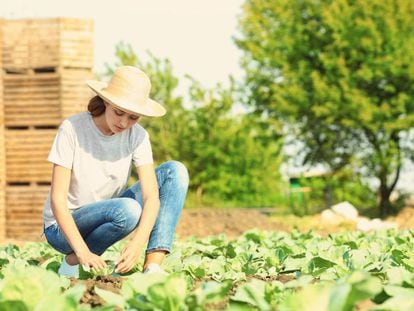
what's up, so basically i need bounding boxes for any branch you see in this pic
[389,134,402,193]
[361,125,381,155]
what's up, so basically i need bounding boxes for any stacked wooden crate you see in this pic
[1,18,94,239]
[0,19,5,241]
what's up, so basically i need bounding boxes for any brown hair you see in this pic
[87,95,106,117]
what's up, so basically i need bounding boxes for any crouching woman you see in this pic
[42,66,189,277]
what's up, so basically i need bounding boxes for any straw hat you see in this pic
[86,66,166,117]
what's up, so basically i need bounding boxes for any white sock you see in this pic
[58,256,79,278]
[144,263,166,274]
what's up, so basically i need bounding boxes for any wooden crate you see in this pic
[3,68,93,127]
[1,18,94,240]
[0,18,5,241]
[3,72,61,126]
[61,68,95,118]
[5,128,56,183]
[6,184,49,239]
[2,18,93,70]
[59,18,94,69]
[2,19,31,71]
[0,97,4,241]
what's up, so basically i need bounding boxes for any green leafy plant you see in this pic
[2,229,414,310]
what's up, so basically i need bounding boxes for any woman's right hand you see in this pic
[76,250,107,271]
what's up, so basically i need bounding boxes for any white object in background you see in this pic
[331,201,359,220]
[356,217,372,231]
[357,217,398,231]
[321,209,344,225]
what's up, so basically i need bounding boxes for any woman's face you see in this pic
[104,102,141,134]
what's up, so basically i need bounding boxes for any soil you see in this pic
[74,272,297,309]
[4,206,414,246]
[175,208,290,239]
[175,206,414,239]
[70,275,124,309]
[388,206,414,229]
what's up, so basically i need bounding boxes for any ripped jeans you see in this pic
[44,161,189,255]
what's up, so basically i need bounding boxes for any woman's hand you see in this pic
[76,250,107,271]
[115,242,143,273]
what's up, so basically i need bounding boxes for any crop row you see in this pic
[1,229,414,310]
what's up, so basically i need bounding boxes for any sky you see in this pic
[0,0,244,88]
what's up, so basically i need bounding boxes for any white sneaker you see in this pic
[143,263,167,275]
[58,257,79,278]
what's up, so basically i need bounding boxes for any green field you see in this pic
[1,229,414,310]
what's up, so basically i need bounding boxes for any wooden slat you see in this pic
[3,72,61,126]
[59,18,94,68]
[5,129,55,183]
[6,225,44,239]
[3,18,93,70]
[5,185,49,239]
[0,18,6,241]
[2,19,30,70]
[60,68,94,118]
[3,68,93,126]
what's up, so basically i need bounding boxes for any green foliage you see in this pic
[236,0,414,216]
[3,230,414,309]
[104,42,285,208]
[297,170,377,214]
[78,261,116,279]
[182,78,284,207]
[0,262,85,311]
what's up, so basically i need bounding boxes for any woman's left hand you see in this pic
[115,242,143,273]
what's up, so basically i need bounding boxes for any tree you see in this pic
[183,78,284,206]
[236,0,414,216]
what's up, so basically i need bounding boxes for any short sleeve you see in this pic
[132,130,154,167]
[47,121,75,169]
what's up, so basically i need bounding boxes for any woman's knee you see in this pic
[161,160,189,189]
[113,198,142,229]
[44,225,73,254]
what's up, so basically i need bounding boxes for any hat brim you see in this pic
[86,80,167,117]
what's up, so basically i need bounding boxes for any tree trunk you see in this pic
[379,182,392,218]
[367,131,402,218]
[196,186,203,204]
[378,158,401,218]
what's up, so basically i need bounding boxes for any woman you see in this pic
[42,66,189,278]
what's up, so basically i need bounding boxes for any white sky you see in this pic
[1,0,244,88]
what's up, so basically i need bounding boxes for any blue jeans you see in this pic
[44,161,189,256]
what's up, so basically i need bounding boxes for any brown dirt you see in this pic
[73,269,295,309]
[175,208,290,239]
[387,206,414,229]
[193,274,296,310]
[175,206,414,239]
[3,206,414,246]
[70,275,124,309]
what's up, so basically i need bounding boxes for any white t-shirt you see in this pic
[43,112,153,228]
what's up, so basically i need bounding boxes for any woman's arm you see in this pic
[116,163,160,272]
[50,164,107,270]
[130,163,160,244]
